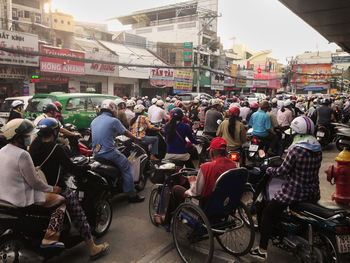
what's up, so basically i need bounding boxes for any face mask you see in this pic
[24,137,31,147]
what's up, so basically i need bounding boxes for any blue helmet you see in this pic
[37,117,60,137]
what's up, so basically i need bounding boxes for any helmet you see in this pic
[313,99,318,104]
[54,101,62,110]
[171,98,176,102]
[151,98,158,104]
[170,107,184,120]
[11,100,24,109]
[271,98,278,104]
[122,96,127,100]
[284,99,292,107]
[43,103,58,113]
[228,106,240,116]
[292,96,297,100]
[131,97,137,101]
[134,104,145,114]
[322,99,330,105]
[290,116,315,135]
[156,100,164,107]
[193,99,199,104]
[232,96,238,102]
[126,100,136,108]
[37,118,60,137]
[174,100,183,107]
[100,99,118,114]
[212,99,222,106]
[250,102,259,109]
[166,97,171,102]
[114,98,126,107]
[145,96,149,99]
[201,99,208,106]
[297,97,303,102]
[137,100,143,105]
[3,119,38,141]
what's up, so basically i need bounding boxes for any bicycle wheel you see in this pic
[172,202,214,263]
[149,187,161,226]
[216,202,255,256]
[241,189,258,229]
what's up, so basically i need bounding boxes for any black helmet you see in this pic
[171,107,184,121]
[37,118,60,137]
[43,103,58,114]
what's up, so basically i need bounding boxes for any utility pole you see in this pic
[196,18,201,93]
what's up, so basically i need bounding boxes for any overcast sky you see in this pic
[52,0,340,63]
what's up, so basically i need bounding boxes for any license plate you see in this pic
[336,235,350,253]
[195,144,203,153]
[249,144,259,152]
[84,135,89,141]
[317,131,325,137]
[197,130,203,136]
[79,191,84,200]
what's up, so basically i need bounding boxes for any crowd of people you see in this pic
[0,91,349,261]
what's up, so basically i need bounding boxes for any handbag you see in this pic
[35,144,60,186]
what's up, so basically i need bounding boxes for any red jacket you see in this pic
[200,156,237,200]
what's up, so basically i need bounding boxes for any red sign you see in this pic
[292,64,331,87]
[40,45,85,75]
[40,75,69,83]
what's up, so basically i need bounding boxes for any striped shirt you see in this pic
[130,115,155,138]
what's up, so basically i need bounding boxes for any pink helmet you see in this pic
[250,102,259,109]
[228,106,240,116]
[174,100,183,107]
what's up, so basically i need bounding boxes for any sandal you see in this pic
[90,242,110,261]
[40,241,65,249]
[153,214,166,225]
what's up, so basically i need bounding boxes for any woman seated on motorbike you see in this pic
[29,118,109,260]
[250,116,322,261]
[216,106,247,151]
[0,119,66,248]
[155,137,237,226]
[130,104,161,161]
[164,107,199,168]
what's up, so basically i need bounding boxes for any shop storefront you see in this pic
[35,74,69,94]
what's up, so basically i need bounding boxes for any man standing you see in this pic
[91,99,144,203]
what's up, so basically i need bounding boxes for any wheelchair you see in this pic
[171,168,255,263]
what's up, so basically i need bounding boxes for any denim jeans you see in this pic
[95,149,135,194]
[141,135,159,155]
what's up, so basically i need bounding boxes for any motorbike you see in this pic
[0,156,113,262]
[333,123,350,152]
[63,124,92,157]
[242,156,350,263]
[243,128,267,167]
[146,124,167,160]
[316,125,333,148]
[192,121,204,136]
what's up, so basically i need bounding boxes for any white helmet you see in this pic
[131,97,137,101]
[171,98,176,102]
[11,100,24,109]
[114,98,126,107]
[134,104,145,114]
[3,119,38,141]
[290,116,315,135]
[101,99,118,114]
[156,100,164,107]
[271,98,277,104]
[166,97,171,102]
[145,96,149,99]
[151,98,158,104]
[284,99,292,107]
[126,100,136,108]
[202,99,208,106]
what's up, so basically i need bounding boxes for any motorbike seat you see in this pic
[93,158,122,181]
[291,202,347,220]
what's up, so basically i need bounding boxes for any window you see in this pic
[54,18,57,23]
[24,11,30,18]
[61,20,64,24]
[67,21,71,25]
[169,52,176,64]
[65,98,86,111]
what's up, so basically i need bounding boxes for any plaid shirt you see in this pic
[130,115,154,138]
[267,146,322,204]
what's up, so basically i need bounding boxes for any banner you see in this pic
[85,52,118,76]
[231,64,238,77]
[292,64,331,88]
[0,30,38,66]
[173,70,193,94]
[183,42,193,62]
[40,45,85,75]
[150,68,174,87]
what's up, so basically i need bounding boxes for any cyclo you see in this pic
[149,162,255,263]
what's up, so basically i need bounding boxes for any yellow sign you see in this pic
[174,70,193,94]
[330,89,338,95]
[231,64,238,77]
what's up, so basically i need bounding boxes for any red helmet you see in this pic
[250,102,259,109]
[292,96,297,100]
[123,96,127,100]
[174,100,183,107]
[54,101,62,110]
[232,96,238,102]
[228,106,240,116]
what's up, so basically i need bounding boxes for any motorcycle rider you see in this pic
[90,99,145,203]
[7,100,24,122]
[29,118,109,259]
[204,99,223,137]
[164,97,171,113]
[0,119,66,248]
[246,102,259,122]
[148,99,169,126]
[200,99,208,121]
[189,99,200,122]
[270,98,279,116]
[54,101,64,125]
[130,104,161,161]
[250,116,322,261]
[277,99,294,131]
[229,96,240,108]
[216,106,247,151]
[314,98,336,132]
[125,100,136,125]
[249,101,272,149]
[239,101,251,123]
[147,98,158,121]
[115,99,129,129]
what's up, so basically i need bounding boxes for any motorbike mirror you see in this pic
[217,119,222,125]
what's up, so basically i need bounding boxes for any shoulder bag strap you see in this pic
[39,144,58,168]
[175,130,186,144]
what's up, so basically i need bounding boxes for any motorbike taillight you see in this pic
[252,138,258,144]
[334,226,350,235]
[230,153,238,161]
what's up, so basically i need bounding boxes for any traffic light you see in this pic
[31,75,39,83]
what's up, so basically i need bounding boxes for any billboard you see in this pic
[183,42,193,62]
[40,45,85,75]
[150,68,174,87]
[292,64,331,88]
[173,70,193,94]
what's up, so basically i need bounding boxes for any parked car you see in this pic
[0,96,32,125]
[25,93,118,130]
[245,93,267,104]
[177,92,212,104]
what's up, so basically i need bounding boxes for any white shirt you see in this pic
[229,102,241,108]
[239,106,251,121]
[125,109,135,124]
[0,144,53,207]
[148,106,169,123]
[277,100,284,109]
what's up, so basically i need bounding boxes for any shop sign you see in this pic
[0,29,38,66]
[236,78,246,88]
[0,65,27,78]
[173,70,193,94]
[40,75,69,83]
[292,64,331,87]
[150,68,174,87]
[85,52,118,77]
[254,80,269,87]
[303,86,324,91]
[211,84,224,91]
[231,64,238,77]
[40,45,85,75]
[183,42,193,62]
[332,56,350,64]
